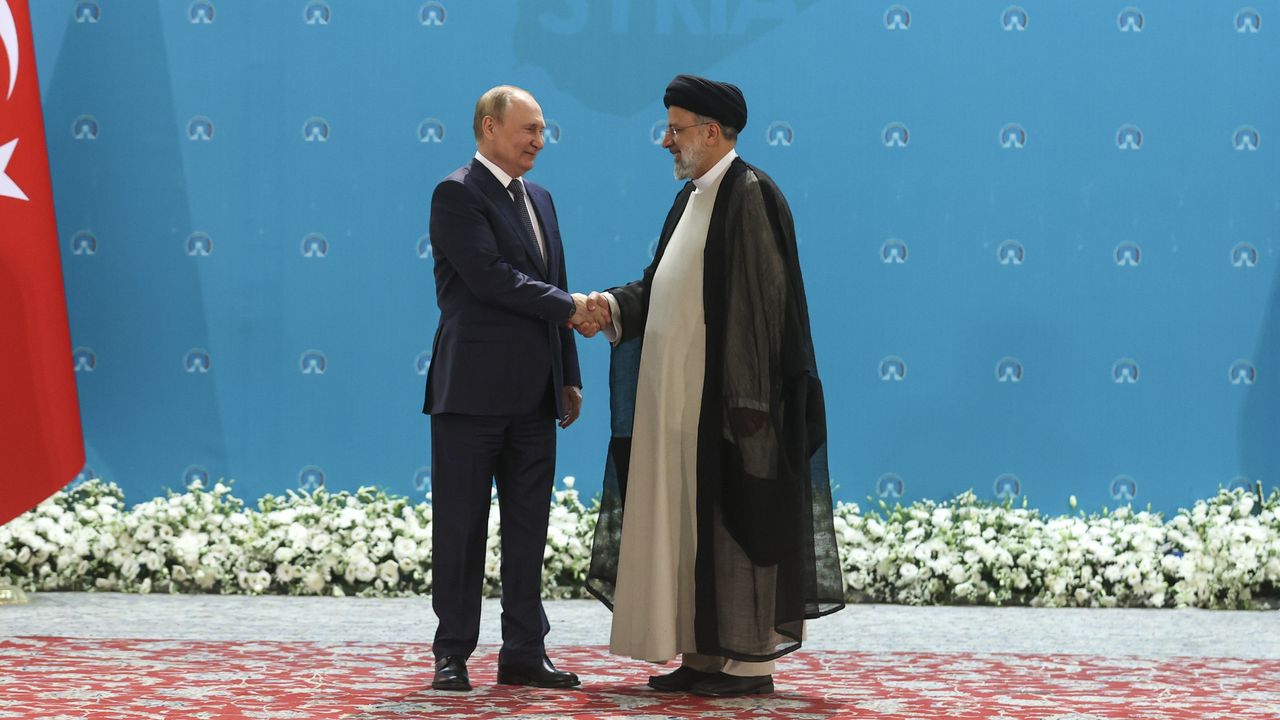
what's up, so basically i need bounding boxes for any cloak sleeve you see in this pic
[700,166,844,660]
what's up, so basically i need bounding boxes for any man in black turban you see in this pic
[572,75,845,697]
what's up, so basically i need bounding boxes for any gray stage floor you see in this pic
[2,592,1277,659]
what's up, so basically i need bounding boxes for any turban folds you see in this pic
[663,74,747,132]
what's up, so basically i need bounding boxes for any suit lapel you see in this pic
[469,159,548,279]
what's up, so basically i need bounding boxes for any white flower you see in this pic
[393,537,418,561]
[193,567,216,589]
[899,563,920,583]
[275,563,299,583]
[378,560,400,586]
[309,533,332,553]
[302,567,328,594]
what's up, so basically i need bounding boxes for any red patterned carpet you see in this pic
[1,637,1277,719]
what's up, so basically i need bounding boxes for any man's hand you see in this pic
[568,292,612,337]
[560,386,583,428]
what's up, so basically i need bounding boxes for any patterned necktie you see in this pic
[507,179,546,267]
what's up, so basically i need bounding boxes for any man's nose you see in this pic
[532,132,545,150]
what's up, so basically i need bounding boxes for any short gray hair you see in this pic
[472,85,529,140]
[696,113,738,142]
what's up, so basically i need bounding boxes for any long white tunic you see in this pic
[608,162,730,662]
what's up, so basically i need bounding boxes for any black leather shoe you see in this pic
[432,656,470,691]
[496,655,581,688]
[647,665,718,692]
[690,672,774,697]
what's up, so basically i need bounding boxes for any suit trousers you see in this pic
[430,410,556,664]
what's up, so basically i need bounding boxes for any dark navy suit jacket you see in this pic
[423,158,580,419]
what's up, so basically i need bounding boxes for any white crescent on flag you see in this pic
[0,0,25,201]
[0,0,18,100]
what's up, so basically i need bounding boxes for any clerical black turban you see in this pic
[663,74,747,132]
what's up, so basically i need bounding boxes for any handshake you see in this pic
[567,292,612,338]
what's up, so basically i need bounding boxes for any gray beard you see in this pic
[673,143,704,180]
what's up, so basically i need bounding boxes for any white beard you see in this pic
[672,142,704,181]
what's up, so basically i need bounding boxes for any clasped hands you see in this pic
[568,292,612,338]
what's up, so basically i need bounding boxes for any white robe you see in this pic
[608,177,722,662]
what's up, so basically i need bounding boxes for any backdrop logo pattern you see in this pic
[649,119,668,145]
[1111,475,1138,501]
[996,357,1023,383]
[994,473,1021,499]
[73,1,99,24]
[73,466,96,485]
[1229,360,1256,385]
[1001,7,1028,31]
[877,473,905,498]
[414,351,431,376]
[71,230,97,255]
[542,120,561,145]
[1118,7,1144,32]
[1232,243,1258,268]
[186,116,214,141]
[1235,8,1261,33]
[879,356,907,382]
[186,232,212,257]
[883,123,909,148]
[72,115,99,140]
[1233,126,1260,151]
[1116,124,1143,150]
[884,5,911,30]
[30,2,1279,515]
[1228,476,1253,492]
[302,117,330,143]
[1112,358,1140,384]
[766,121,794,147]
[997,239,1025,265]
[184,348,211,374]
[648,237,660,260]
[418,118,445,144]
[300,350,327,375]
[881,238,908,264]
[182,465,209,486]
[1115,242,1142,267]
[1000,123,1027,149]
[413,467,431,493]
[303,2,331,26]
[301,233,328,258]
[72,347,96,372]
[188,2,215,24]
[420,2,446,27]
[298,465,325,490]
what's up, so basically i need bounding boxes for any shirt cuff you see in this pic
[602,292,623,344]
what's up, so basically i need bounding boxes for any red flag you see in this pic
[0,0,85,525]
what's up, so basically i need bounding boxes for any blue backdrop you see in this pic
[29,0,1279,513]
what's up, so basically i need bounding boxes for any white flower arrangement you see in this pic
[835,488,1279,609]
[2,479,1276,609]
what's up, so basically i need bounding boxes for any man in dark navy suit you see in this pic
[423,85,592,691]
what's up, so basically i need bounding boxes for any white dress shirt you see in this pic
[474,151,547,263]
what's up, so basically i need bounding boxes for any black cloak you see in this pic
[585,157,844,661]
